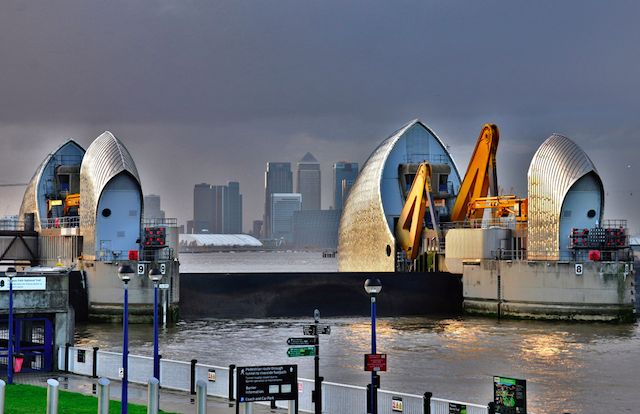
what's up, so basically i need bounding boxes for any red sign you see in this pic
[364,353,387,372]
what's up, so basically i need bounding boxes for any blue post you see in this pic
[7,278,13,385]
[370,295,376,414]
[153,282,159,381]
[122,281,129,414]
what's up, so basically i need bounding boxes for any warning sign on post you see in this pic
[237,365,298,403]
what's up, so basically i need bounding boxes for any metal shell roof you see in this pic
[180,234,263,247]
[18,140,85,230]
[80,131,142,257]
[527,134,603,259]
[338,119,459,272]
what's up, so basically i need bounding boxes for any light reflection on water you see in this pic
[75,316,640,414]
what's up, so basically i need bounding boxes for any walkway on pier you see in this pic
[16,373,284,414]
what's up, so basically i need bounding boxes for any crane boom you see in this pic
[450,124,499,222]
[395,163,437,261]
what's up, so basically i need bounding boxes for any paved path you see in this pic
[15,373,288,414]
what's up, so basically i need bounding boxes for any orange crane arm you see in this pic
[395,163,435,261]
[450,124,499,222]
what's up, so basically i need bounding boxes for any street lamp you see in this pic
[148,268,162,382]
[364,278,382,414]
[6,267,16,385]
[118,264,134,414]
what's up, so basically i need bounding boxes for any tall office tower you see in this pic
[193,183,214,233]
[225,181,243,234]
[296,152,321,211]
[333,162,359,210]
[143,194,165,220]
[264,162,293,238]
[210,185,227,234]
[270,193,302,243]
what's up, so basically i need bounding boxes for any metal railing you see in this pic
[143,218,178,227]
[492,248,634,263]
[59,346,495,414]
[0,220,26,231]
[41,216,80,229]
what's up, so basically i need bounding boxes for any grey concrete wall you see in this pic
[463,259,635,320]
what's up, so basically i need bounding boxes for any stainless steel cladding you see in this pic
[338,119,461,272]
[527,134,603,260]
[80,131,142,259]
[18,140,85,230]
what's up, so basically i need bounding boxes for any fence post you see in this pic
[423,392,432,414]
[196,379,207,414]
[97,378,110,414]
[158,354,162,386]
[488,402,496,414]
[147,377,159,414]
[64,343,71,373]
[0,379,5,414]
[228,364,236,401]
[92,347,99,378]
[190,359,198,395]
[46,379,59,414]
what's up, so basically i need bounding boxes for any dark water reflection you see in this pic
[76,316,640,414]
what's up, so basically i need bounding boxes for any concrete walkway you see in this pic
[14,373,287,414]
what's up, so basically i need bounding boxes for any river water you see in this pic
[75,252,640,414]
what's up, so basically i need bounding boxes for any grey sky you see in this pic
[1,0,640,231]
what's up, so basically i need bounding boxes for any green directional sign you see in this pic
[287,346,316,357]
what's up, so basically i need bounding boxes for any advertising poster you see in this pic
[493,376,527,414]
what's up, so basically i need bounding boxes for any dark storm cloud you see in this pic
[1,0,640,230]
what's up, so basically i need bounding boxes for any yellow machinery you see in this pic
[468,195,528,222]
[63,193,80,216]
[395,123,528,262]
[450,124,500,222]
[395,163,436,261]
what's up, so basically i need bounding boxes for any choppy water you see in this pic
[74,252,640,413]
[75,316,640,414]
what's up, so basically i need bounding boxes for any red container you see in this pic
[128,250,139,261]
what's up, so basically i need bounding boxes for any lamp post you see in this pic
[5,267,16,385]
[118,264,134,414]
[148,268,162,381]
[364,278,382,414]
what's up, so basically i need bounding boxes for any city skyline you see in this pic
[1,2,640,232]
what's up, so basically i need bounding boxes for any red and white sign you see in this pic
[364,353,387,372]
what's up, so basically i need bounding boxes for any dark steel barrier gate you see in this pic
[0,317,53,373]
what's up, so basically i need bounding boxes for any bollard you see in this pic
[423,392,432,414]
[97,378,110,414]
[0,379,6,414]
[147,377,159,414]
[245,402,253,414]
[46,379,60,414]
[190,359,198,395]
[196,379,207,414]
[288,400,295,414]
[228,364,236,401]
[92,347,99,378]
[488,402,496,414]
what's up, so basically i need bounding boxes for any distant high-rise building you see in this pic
[144,194,165,220]
[270,193,302,243]
[211,185,227,234]
[225,181,243,234]
[297,153,321,211]
[293,209,340,249]
[251,220,263,239]
[264,162,293,238]
[333,162,359,210]
[192,181,243,234]
[193,183,214,233]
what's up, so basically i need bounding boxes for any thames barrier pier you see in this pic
[338,119,634,321]
[14,132,180,322]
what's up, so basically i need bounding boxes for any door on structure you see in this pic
[0,317,53,373]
